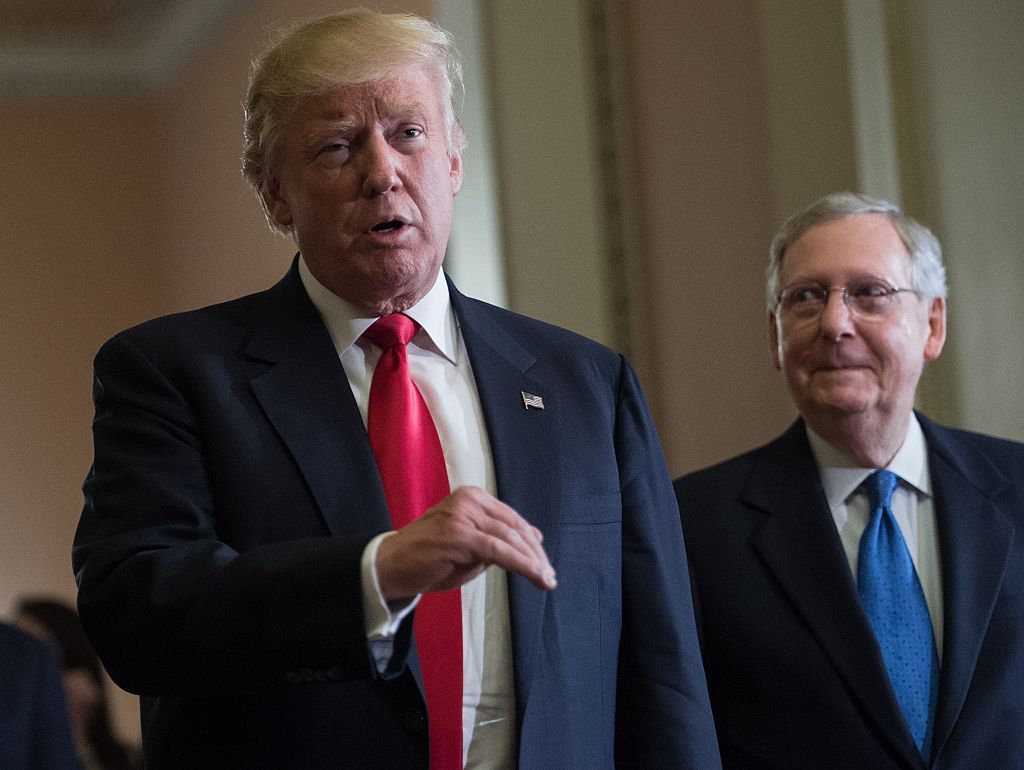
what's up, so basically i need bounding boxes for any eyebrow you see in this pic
[304,100,432,146]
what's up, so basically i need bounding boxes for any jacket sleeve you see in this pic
[612,356,722,768]
[72,331,406,697]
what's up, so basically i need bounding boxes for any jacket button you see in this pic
[402,709,426,733]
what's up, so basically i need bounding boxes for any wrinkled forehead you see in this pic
[277,69,448,154]
[298,66,446,120]
[781,213,912,285]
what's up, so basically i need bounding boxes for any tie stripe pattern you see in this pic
[364,314,463,770]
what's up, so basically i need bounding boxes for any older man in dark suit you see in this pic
[72,9,718,769]
[676,191,1024,768]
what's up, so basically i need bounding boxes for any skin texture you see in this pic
[265,69,462,317]
[263,68,555,599]
[769,213,946,467]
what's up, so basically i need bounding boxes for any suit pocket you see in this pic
[558,491,621,526]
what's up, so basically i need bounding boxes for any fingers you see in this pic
[458,489,555,590]
[375,486,556,599]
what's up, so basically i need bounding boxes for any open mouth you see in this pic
[370,219,403,233]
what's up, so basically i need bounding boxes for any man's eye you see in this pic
[402,127,423,138]
[318,142,347,155]
[851,282,891,299]
[791,286,825,304]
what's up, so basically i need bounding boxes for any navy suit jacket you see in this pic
[0,622,81,770]
[73,261,719,769]
[674,415,1024,768]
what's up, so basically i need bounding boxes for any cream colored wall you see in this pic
[0,102,161,612]
[758,0,859,224]
[0,100,163,743]
[612,0,796,474]
[484,0,616,347]
[889,0,1024,441]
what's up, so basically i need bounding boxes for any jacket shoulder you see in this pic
[674,427,799,494]
[455,291,618,361]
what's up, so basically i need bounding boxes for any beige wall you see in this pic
[614,0,797,474]
[1,99,162,742]
[889,0,1024,440]
[1,101,161,611]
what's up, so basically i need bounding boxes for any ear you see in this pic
[262,177,293,228]
[923,296,947,361]
[768,312,782,370]
[449,150,464,197]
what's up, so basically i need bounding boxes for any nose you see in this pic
[818,289,856,340]
[360,132,401,196]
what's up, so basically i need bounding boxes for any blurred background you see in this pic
[2,0,1022,744]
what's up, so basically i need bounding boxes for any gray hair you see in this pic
[765,191,947,310]
[242,9,465,233]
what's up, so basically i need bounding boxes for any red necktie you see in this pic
[363,314,462,770]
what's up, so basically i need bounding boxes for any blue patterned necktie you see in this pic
[857,469,939,757]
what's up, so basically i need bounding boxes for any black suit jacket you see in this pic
[0,622,81,770]
[73,262,719,769]
[675,415,1024,768]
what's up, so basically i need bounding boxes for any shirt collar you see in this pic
[298,256,458,364]
[807,413,931,507]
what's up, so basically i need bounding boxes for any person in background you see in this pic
[675,191,1024,768]
[0,619,81,769]
[15,598,139,770]
[72,9,718,769]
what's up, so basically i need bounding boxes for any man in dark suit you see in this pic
[0,621,81,769]
[675,191,1024,768]
[72,9,718,769]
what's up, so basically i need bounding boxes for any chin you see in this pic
[809,394,876,417]
[369,249,437,280]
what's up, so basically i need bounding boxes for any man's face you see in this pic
[769,213,946,431]
[265,67,463,313]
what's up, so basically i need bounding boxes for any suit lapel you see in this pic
[449,282,562,707]
[918,416,1014,761]
[747,422,923,766]
[242,272,568,704]
[243,261,391,537]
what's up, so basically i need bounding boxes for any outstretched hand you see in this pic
[375,486,556,600]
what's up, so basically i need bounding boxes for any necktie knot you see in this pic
[864,468,899,511]
[363,313,418,349]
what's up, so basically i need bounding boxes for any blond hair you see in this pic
[242,9,465,232]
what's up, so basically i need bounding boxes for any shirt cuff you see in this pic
[361,532,421,672]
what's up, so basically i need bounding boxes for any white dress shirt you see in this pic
[807,414,944,657]
[299,258,515,768]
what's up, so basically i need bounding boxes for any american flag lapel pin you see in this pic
[521,391,545,410]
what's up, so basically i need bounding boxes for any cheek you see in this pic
[870,324,923,371]
[777,332,811,369]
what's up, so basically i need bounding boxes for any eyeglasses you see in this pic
[776,277,920,320]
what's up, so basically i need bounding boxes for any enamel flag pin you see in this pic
[521,391,545,410]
